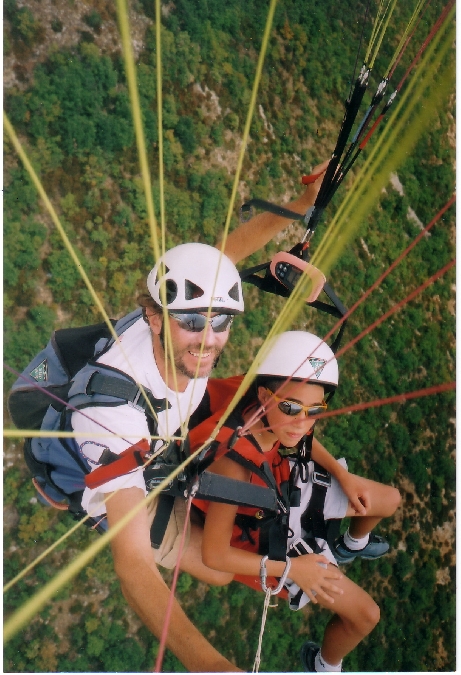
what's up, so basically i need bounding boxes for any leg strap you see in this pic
[150,494,175,549]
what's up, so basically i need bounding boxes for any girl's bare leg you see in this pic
[314,566,380,665]
[345,476,401,539]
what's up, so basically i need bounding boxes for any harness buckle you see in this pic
[288,537,314,557]
[312,470,331,488]
[128,388,144,412]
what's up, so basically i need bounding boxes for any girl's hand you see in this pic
[340,472,371,515]
[290,555,343,605]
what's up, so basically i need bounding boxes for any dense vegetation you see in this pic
[4,0,455,672]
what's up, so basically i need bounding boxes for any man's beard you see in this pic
[160,333,223,380]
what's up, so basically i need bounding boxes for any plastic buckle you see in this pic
[288,537,314,557]
[128,388,144,412]
[312,470,331,488]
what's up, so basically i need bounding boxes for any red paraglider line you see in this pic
[250,381,455,436]
[154,493,194,673]
[334,259,455,360]
[323,195,455,346]
[240,257,455,436]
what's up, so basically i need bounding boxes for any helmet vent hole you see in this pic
[185,280,204,300]
[155,265,169,285]
[165,280,178,304]
[228,282,240,302]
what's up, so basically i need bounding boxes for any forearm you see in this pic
[203,539,341,607]
[203,538,288,579]
[106,488,238,672]
[221,191,315,264]
[119,560,238,672]
[219,159,329,264]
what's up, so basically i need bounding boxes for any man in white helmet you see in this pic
[72,163,329,672]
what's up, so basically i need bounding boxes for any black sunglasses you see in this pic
[169,312,234,333]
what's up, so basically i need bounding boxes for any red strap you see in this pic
[84,439,150,489]
[301,171,323,185]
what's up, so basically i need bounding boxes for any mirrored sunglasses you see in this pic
[267,389,328,417]
[169,312,234,333]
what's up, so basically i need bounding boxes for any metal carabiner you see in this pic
[259,555,292,595]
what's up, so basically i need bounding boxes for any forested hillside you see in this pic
[3,0,455,672]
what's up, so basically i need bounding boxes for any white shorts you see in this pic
[147,496,190,570]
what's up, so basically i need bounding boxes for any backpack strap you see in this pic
[87,371,170,419]
[68,362,170,423]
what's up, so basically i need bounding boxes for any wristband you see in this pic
[260,555,292,595]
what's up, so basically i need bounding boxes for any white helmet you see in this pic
[256,331,338,391]
[147,243,244,314]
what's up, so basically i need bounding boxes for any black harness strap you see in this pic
[300,461,331,539]
[194,471,277,511]
[225,448,280,495]
[240,199,304,223]
[87,371,171,418]
[150,494,176,550]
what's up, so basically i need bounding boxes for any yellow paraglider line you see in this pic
[3,429,184,440]
[3,434,217,641]
[185,0,279,427]
[2,0,455,654]
[3,0,280,619]
[313,9,454,273]
[3,115,162,428]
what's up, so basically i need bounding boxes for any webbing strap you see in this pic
[240,199,304,223]
[150,494,175,549]
[225,449,281,498]
[195,471,278,511]
[88,372,170,417]
[300,461,331,539]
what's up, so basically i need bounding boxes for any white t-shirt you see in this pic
[72,317,207,516]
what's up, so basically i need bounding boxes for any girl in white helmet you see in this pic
[190,331,400,672]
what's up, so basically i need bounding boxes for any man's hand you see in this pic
[300,159,329,207]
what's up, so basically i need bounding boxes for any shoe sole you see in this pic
[300,640,320,672]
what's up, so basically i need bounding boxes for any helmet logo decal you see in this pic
[30,359,48,382]
[308,357,326,379]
